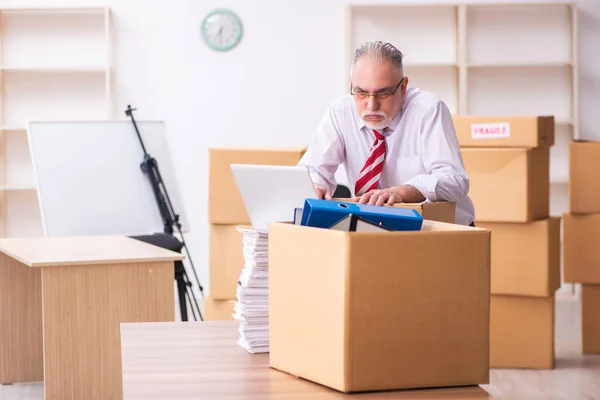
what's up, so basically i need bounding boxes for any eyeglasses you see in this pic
[351,77,404,100]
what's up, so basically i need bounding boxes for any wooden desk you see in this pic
[121,321,492,399]
[0,235,183,400]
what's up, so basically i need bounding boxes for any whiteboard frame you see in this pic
[27,120,189,238]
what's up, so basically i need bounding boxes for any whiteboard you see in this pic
[27,120,189,237]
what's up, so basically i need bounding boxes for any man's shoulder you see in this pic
[403,87,449,116]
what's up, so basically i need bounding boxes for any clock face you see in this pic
[201,9,243,52]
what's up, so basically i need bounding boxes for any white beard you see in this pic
[360,110,390,131]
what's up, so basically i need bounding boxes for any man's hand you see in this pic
[354,184,425,206]
[315,185,332,200]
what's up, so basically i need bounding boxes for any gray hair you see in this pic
[351,41,404,74]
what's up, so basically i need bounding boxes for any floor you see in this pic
[483,294,600,399]
[1,293,599,400]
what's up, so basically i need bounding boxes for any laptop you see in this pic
[230,164,319,232]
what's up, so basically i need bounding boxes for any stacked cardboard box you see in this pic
[454,116,559,369]
[563,141,600,354]
[205,146,307,320]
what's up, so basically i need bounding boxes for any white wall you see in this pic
[1,0,600,298]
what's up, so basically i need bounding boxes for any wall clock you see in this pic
[201,8,243,52]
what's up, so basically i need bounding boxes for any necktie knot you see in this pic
[373,129,384,141]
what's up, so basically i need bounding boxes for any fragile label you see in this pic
[470,123,511,139]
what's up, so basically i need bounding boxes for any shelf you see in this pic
[0,66,107,73]
[1,10,108,69]
[467,62,572,68]
[0,186,36,191]
[349,5,457,66]
[406,66,458,114]
[466,4,573,66]
[346,1,577,215]
[556,119,574,126]
[3,190,44,237]
[467,65,572,121]
[0,7,107,14]
[0,6,112,239]
[550,124,572,186]
[3,70,108,126]
[2,129,36,189]
[550,180,569,218]
[404,63,458,68]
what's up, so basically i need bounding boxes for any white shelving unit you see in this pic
[346,1,577,217]
[0,7,112,237]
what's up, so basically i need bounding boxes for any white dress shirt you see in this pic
[298,87,475,226]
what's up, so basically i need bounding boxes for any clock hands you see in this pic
[202,9,242,51]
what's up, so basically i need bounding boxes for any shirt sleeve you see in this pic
[298,105,345,195]
[404,101,469,203]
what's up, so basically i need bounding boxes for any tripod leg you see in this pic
[184,288,198,321]
[174,261,188,322]
[186,280,203,321]
[177,276,188,321]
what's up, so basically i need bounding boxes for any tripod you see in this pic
[125,105,204,321]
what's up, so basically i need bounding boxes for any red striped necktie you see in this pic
[354,129,386,197]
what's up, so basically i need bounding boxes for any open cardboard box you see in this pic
[333,198,456,224]
[268,219,491,393]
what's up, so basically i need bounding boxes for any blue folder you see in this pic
[300,198,423,231]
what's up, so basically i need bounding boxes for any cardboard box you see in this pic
[490,295,555,369]
[461,147,549,222]
[453,115,554,148]
[562,213,600,284]
[203,297,235,321]
[209,146,307,224]
[268,220,490,393]
[209,224,247,299]
[582,285,600,354]
[569,141,600,214]
[476,218,561,297]
[333,199,456,224]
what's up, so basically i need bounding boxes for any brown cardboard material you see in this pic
[268,220,490,393]
[461,147,549,222]
[208,146,307,224]
[490,295,555,369]
[582,285,600,354]
[453,115,555,148]
[562,213,600,284]
[476,218,560,297]
[333,199,456,224]
[569,141,600,214]
[209,224,247,300]
[203,297,235,321]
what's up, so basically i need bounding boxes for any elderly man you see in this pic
[298,41,475,226]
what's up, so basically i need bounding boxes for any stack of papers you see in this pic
[233,227,270,353]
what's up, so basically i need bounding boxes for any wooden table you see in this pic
[0,235,183,400]
[121,320,493,399]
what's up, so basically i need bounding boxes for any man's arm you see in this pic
[298,106,345,198]
[403,100,469,203]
